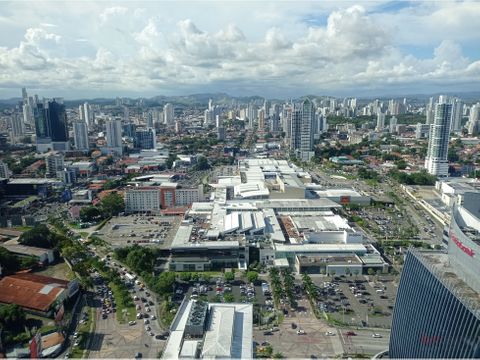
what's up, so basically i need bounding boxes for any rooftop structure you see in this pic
[163,300,252,360]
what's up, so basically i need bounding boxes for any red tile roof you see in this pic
[0,273,69,312]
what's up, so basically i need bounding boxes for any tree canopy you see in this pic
[99,192,125,217]
[19,224,58,249]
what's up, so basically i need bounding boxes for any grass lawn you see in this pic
[109,282,136,324]
[34,261,76,281]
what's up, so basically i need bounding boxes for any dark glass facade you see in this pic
[34,103,50,139]
[389,250,480,358]
[46,100,68,142]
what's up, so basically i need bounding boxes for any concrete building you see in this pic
[163,300,252,360]
[389,116,397,133]
[46,153,65,178]
[164,103,174,125]
[376,112,385,131]
[425,101,452,177]
[105,118,123,155]
[125,184,204,213]
[467,102,480,135]
[450,98,463,132]
[1,239,55,264]
[73,121,89,151]
[125,187,162,213]
[0,162,9,179]
[9,112,25,138]
[415,123,430,139]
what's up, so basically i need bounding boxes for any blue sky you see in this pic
[0,1,479,99]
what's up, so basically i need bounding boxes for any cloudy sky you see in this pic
[1,1,480,99]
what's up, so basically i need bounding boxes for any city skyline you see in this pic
[0,1,479,99]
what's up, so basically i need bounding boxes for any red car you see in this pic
[345,331,357,336]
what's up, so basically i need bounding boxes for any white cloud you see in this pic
[0,1,479,97]
[99,6,128,24]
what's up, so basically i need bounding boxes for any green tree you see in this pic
[80,206,102,222]
[19,224,58,249]
[180,272,192,282]
[154,271,176,297]
[224,271,235,282]
[0,304,26,329]
[0,247,20,273]
[195,156,210,171]
[367,268,375,276]
[247,271,259,284]
[100,192,125,217]
[165,154,177,169]
[223,293,235,302]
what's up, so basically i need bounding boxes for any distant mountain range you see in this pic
[1,91,479,108]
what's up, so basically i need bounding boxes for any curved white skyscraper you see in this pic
[424,99,452,177]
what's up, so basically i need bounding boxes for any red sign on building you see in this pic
[450,231,475,257]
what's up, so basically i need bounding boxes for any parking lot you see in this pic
[98,214,181,249]
[312,276,397,329]
[253,297,344,358]
[177,279,269,307]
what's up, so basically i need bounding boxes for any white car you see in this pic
[151,315,156,320]
[372,333,383,338]
[145,326,151,331]
[74,340,81,347]
[297,329,306,335]
[73,332,79,339]
[325,331,335,336]
[128,321,136,326]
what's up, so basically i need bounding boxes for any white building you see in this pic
[389,116,398,133]
[467,102,480,135]
[290,99,315,161]
[164,103,174,125]
[73,121,89,151]
[125,187,161,213]
[84,102,92,126]
[425,100,452,177]
[9,112,25,137]
[376,112,385,131]
[163,300,253,360]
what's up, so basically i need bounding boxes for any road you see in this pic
[85,275,165,358]
[339,328,390,356]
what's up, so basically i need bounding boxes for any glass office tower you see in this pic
[390,191,480,359]
[389,250,480,358]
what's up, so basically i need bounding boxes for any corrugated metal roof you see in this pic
[0,274,69,312]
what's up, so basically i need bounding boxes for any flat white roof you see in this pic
[275,243,367,254]
[163,301,252,360]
